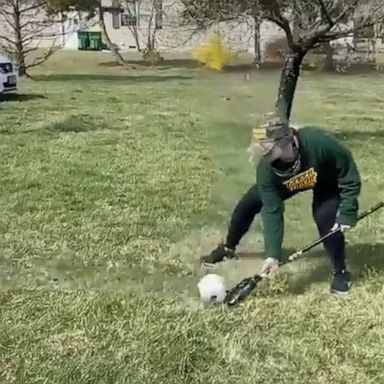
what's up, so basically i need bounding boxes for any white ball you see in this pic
[197,274,227,304]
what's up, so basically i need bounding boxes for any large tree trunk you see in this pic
[323,41,334,71]
[253,17,261,67]
[99,6,126,66]
[275,49,305,120]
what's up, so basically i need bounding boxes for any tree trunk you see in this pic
[323,41,334,71]
[13,0,26,76]
[99,6,126,65]
[134,0,141,51]
[253,17,261,67]
[126,0,141,52]
[133,25,141,51]
[275,49,305,120]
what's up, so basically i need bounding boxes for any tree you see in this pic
[121,0,142,51]
[118,0,163,62]
[0,0,65,76]
[51,0,164,64]
[181,0,384,119]
[47,0,127,65]
[263,0,384,119]
[181,0,262,63]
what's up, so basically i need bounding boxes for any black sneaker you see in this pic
[201,243,236,268]
[330,269,351,296]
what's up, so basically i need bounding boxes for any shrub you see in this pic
[142,48,164,64]
[192,34,232,71]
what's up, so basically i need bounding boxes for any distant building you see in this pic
[1,0,384,63]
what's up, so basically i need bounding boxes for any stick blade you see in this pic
[224,275,263,306]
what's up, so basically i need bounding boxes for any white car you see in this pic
[0,54,18,94]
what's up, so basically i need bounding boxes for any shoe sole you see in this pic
[330,282,352,296]
[201,256,238,269]
[201,261,215,269]
[331,289,349,296]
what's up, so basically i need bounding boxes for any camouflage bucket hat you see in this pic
[251,111,294,163]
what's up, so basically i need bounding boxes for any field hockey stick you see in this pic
[288,201,384,261]
[224,201,384,306]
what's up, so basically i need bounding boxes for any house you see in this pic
[1,0,383,63]
[68,1,384,62]
[58,0,285,57]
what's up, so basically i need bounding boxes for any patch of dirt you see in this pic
[165,228,267,293]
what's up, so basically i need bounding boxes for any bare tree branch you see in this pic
[28,41,61,68]
[0,34,17,46]
[317,0,333,27]
[301,1,362,48]
[0,7,14,17]
[19,2,47,14]
[265,14,297,50]
[0,0,65,75]
[123,0,142,51]
[0,12,17,31]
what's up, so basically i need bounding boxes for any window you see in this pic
[112,12,120,29]
[112,0,121,29]
[139,13,151,24]
[121,14,137,27]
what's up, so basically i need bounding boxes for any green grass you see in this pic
[1,51,384,383]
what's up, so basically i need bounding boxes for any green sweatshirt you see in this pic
[256,126,361,261]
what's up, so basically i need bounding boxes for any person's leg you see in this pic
[201,184,262,267]
[225,184,263,250]
[312,195,351,295]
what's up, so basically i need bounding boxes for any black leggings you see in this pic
[225,184,346,272]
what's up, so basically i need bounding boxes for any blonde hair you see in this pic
[247,141,263,166]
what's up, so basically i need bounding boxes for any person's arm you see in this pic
[256,164,285,261]
[324,135,361,226]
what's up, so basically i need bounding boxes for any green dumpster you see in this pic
[77,31,89,50]
[77,31,102,51]
[88,32,102,51]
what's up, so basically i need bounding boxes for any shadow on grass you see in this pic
[0,93,47,102]
[0,116,103,136]
[287,243,384,294]
[97,59,285,75]
[237,243,384,294]
[99,58,201,69]
[31,73,194,83]
[44,116,101,134]
[96,59,317,73]
[97,58,383,75]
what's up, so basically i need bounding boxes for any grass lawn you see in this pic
[1,51,384,383]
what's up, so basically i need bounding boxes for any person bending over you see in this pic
[201,111,361,296]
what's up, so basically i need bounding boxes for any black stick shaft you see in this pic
[226,201,384,306]
[289,202,384,260]
[227,202,384,306]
